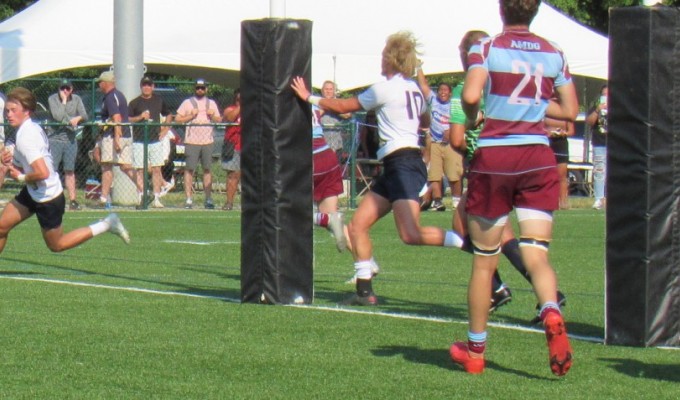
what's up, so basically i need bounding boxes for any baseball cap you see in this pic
[59,79,73,89]
[195,79,207,87]
[140,76,154,86]
[96,70,115,83]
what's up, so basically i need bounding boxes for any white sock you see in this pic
[89,220,109,236]
[444,230,464,248]
[354,260,374,280]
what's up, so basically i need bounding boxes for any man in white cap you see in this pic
[175,79,221,209]
[96,70,135,209]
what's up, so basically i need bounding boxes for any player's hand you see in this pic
[291,76,310,101]
[1,149,12,166]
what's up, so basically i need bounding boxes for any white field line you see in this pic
[0,275,616,346]
[161,240,239,245]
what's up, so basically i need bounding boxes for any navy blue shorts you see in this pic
[371,148,426,202]
[15,187,65,230]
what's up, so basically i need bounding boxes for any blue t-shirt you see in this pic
[426,91,450,142]
[101,89,131,138]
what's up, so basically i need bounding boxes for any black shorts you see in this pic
[15,187,65,230]
[549,136,569,164]
[372,148,426,202]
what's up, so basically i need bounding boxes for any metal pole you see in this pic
[112,0,144,205]
[114,0,144,100]
[270,0,285,18]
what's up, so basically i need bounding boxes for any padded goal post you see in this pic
[606,6,680,347]
[239,19,314,304]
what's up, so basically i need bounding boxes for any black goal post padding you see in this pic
[606,6,680,347]
[239,19,313,304]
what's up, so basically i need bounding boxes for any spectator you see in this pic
[416,65,463,211]
[0,91,9,193]
[0,90,5,146]
[47,79,88,210]
[221,89,241,211]
[175,79,221,209]
[320,80,352,155]
[0,87,129,255]
[311,104,350,252]
[586,84,608,210]
[545,115,574,210]
[292,31,469,306]
[159,129,178,196]
[128,76,173,208]
[96,70,135,210]
[451,0,577,376]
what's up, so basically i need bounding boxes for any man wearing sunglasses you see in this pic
[175,79,221,209]
[47,79,88,210]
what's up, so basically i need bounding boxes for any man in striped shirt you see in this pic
[450,0,578,377]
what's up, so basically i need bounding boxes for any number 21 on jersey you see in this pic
[508,60,544,106]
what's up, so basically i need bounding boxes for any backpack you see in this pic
[189,97,210,115]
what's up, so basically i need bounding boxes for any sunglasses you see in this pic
[195,86,207,90]
[60,86,73,91]
[141,83,154,87]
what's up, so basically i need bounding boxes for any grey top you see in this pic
[47,92,88,141]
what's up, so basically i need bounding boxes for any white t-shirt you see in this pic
[358,74,426,160]
[14,119,63,202]
[0,94,5,144]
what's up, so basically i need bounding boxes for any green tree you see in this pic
[0,0,36,22]
[545,0,678,35]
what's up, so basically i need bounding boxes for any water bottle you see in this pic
[598,100,608,134]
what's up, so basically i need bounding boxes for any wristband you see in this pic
[17,174,26,183]
[307,95,322,106]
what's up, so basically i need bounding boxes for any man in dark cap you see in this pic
[47,78,88,210]
[128,76,174,208]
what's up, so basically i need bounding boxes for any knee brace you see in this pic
[519,237,551,251]
[472,243,502,256]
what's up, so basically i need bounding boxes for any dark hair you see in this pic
[500,0,540,26]
[7,87,37,112]
[437,82,452,92]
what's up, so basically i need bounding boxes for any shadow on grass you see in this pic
[599,358,680,382]
[0,255,241,301]
[313,286,469,320]
[492,313,604,340]
[0,270,41,275]
[371,345,553,380]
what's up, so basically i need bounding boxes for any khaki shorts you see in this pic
[427,142,463,182]
[133,142,164,169]
[100,136,132,165]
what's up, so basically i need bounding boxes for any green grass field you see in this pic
[0,207,678,399]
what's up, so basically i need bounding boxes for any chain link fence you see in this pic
[0,78,380,210]
[0,78,240,209]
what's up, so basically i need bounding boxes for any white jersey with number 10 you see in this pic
[358,74,426,160]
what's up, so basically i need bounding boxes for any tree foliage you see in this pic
[545,0,679,35]
[0,1,36,22]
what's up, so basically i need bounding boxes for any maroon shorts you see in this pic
[313,148,343,202]
[465,145,559,219]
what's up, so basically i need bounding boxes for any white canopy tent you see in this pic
[0,0,608,90]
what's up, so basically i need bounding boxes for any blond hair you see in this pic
[383,31,421,77]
